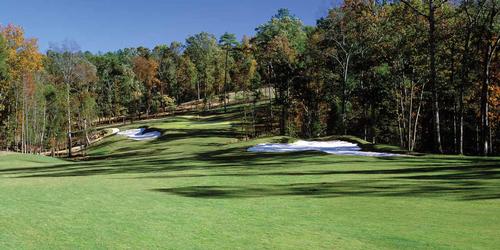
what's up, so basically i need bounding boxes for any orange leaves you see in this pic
[266,35,297,65]
[23,72,35,97]
[132,56,159,90]
[1,24,24,49]
[490,85,500,128]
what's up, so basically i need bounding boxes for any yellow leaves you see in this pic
[267,35,297,64]
[0,24,43,82]
[1,24,24,49]
[18,38,43,72]
[248,59,258,79]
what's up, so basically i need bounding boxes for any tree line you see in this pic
[0,0,498,156]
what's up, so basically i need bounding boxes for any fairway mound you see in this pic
[248,140,403,157]
[117,128,161,141]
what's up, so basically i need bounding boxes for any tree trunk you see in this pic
[364,106,368,141]
[411,82,426,152]
[476,123,480,154]
[252,94,257,137]
[459,29,471,155]
[489,120,493,154]
[14,82,19,151]
[396,82,404,148]
[279,83,289,136]
[223,49,229,113]
[360,74,368,141]
[453,102,457,153]
[341,56,350,135]
[84,118,91,146]
[480,44,492,156]
[197,81,200,101]
[479,4,499,155]
[428,0,443,153]
[408,80,414,152]
[66,83,72,158]
[40,106,46,154]
[459,88,464,154]
[450,47,456,153]
[267,64,274,132]
[21,90,25,154]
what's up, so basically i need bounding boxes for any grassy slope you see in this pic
[1,113,499,249]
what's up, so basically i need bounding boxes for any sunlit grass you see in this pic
[1,111,499,249]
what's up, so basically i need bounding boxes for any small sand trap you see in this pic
[248,140,402,157]
[117,128,161,141]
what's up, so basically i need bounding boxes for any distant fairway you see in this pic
[1,112,499,249]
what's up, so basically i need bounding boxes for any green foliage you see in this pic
[185,32,222,103]
[177,54,198,102]
[162,95,176,111]
[255,8,307,53]
[0,34,7,82]
[153,42,182,103]
[43,82,67,147]
[0,34,8,113]
[219,32,239,49]
[0,4,499,155]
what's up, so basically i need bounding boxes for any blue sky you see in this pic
[0,0,337,53]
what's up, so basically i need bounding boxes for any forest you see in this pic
[0,0,499,156]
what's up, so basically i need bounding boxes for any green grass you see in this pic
[1,112,499,249]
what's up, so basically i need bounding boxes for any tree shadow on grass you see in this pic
[150,128,239,144]
[152,178,499,201]
[2,112,499,202]
[3,145,499,201]
[3,149,312,177]
[202,112,242,122]
[3,142,499,181]
[136,163,500,180]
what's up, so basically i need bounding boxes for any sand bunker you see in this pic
[248,140,402,157]
[117,128,161,141]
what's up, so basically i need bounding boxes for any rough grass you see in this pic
[1,112,499,249]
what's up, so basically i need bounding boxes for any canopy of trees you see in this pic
[0,0,498,156]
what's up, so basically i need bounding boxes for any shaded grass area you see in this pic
[1,110,499,249]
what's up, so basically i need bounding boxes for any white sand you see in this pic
[247,140,402,157]
[117,128,161,141]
